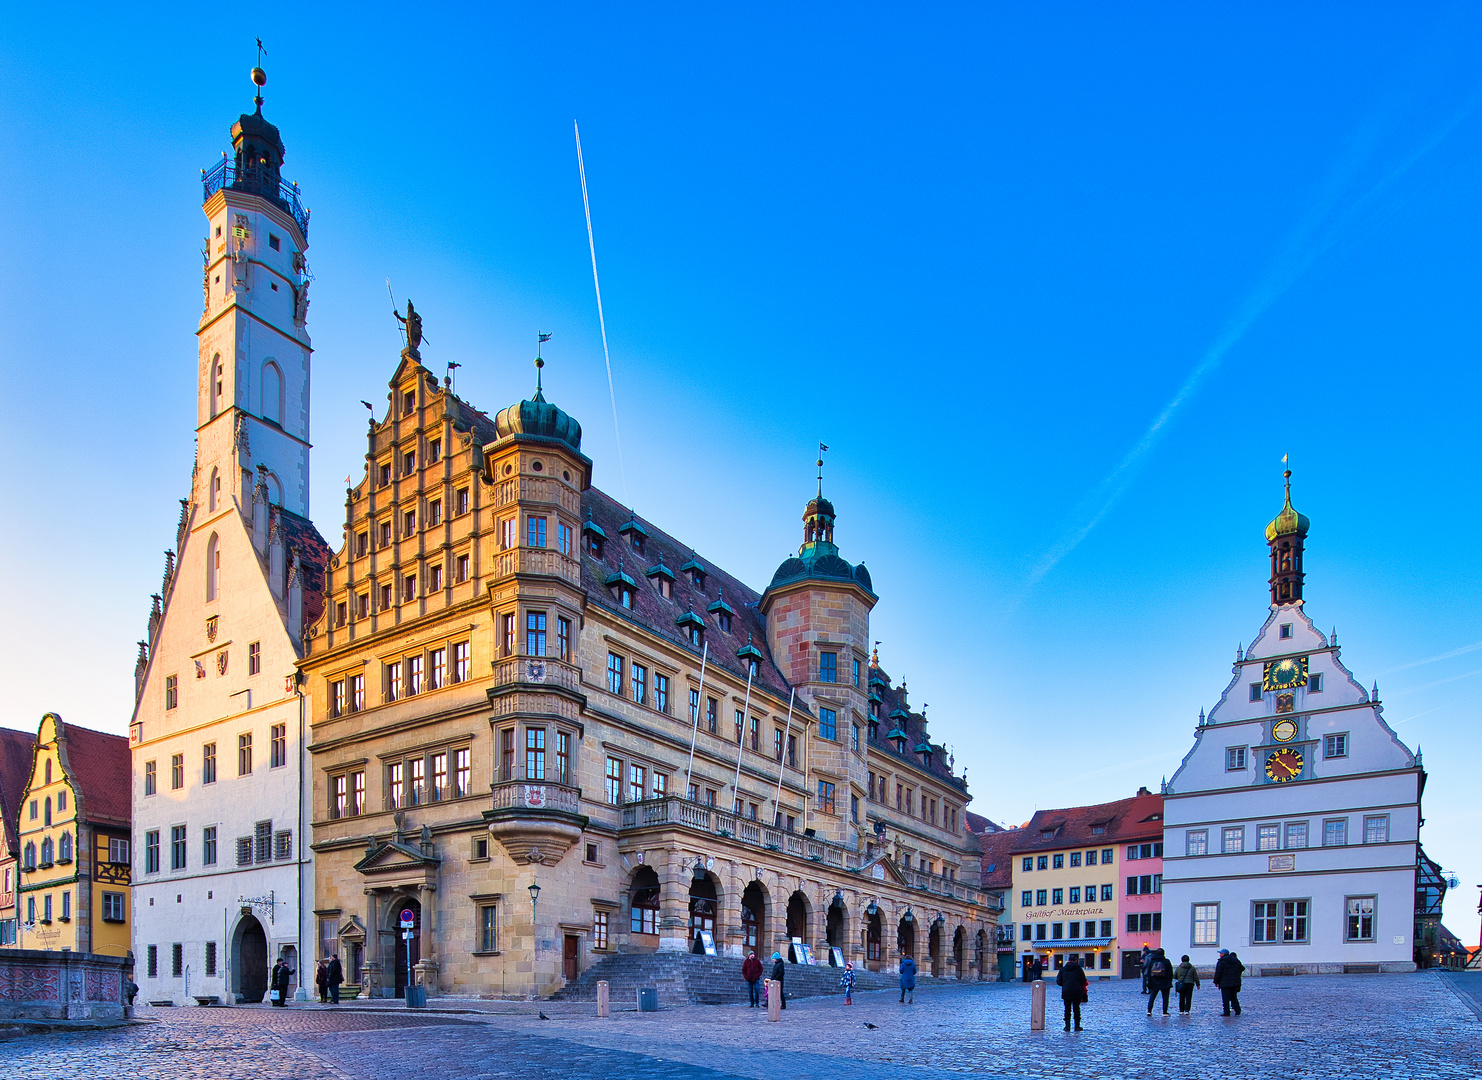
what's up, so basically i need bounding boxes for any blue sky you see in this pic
[1,4,1478,939]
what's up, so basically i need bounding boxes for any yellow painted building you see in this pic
[15,715,132,957]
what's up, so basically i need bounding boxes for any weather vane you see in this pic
[535,333,552,394]
[251,38,268,110]
[817,441,829,496]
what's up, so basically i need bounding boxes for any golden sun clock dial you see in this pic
[1272,718,1299,743]
[1265,748,1304,782]
[1263,656,1308,692]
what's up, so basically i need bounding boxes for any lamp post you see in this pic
[528,881,541,956]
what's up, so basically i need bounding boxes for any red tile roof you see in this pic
[975,827,1019,890]
[0,727,36,854]
[1009,790,1164,857]
[58,721,131,830]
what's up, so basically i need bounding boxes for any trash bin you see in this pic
[406,986,427,1009]
[637,988,658,1012]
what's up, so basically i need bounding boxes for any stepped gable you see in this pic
[57,722,130,830]
[0,726,37,854]
[580,487,791,701]
[275,508,331,635]
[1009,790,1162,857]
[973,826,1018,891]
[866,659,964,789]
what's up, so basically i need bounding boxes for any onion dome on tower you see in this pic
[766,486,875,596]
[494,355,584,454]
[1265,466,1310,607]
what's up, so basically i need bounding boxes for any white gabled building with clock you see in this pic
[1161,470,1423,975]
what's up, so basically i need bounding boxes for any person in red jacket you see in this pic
[742,951,764,1007]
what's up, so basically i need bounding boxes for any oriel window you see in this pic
[527,612,547,657]
[526,728,546,780]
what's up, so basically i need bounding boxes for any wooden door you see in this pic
[563,935,579,981]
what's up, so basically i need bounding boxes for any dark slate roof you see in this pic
[974,827,1019,890]
[581,488,792,701]
[1009,791,1164,857]
[278,508,331,642]
[865,661,966,789]
[448,393,501,445]
[0,727,36,854]
[60,721,131,830]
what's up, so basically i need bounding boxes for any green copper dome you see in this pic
[494,386,582,453]
[1265,470,1310,543]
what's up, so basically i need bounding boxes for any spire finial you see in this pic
[817,441,829,497]
[251,38,268,111]
[535,333,552,398]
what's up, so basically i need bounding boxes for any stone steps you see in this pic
[553,951,958,1006]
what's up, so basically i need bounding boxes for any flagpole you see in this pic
[730,662,755,810]
[772,688,795,825]
[683,641,709,798]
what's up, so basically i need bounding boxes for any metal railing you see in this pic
[490,778,582,816]
[202,159,310,237]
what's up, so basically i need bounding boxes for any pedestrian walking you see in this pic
[742,950,763,1007]
[315,959,329,1003]
[1029,956,1045,982]
[1145,948,1174,1016]
[1213,949,1244,1016]
[898,954,917,1004]
[1139,945,1152,994]
[840,961,857,1005]
[1055,955,1088,1032]
[327,954,343,1005]
[770,951,787,1010]
[1173,954,1200,1014]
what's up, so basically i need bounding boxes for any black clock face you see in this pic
[1263,656,1308,692]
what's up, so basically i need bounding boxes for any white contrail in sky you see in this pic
[1021,101,1476,594]
[1379,641,1482,676]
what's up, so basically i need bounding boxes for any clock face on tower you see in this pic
[1265,748,1304,782]
[1272,718,1299,743]
[1263,656,1308,692]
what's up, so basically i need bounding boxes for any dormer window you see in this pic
[677,608,706,650]
[606,566,637,609]
[681,555,707,590]
[707,591,735,634]
[619,513,648,555]
[1090,824,1106,835]
[737,635,765,679]
[583,514,607,559]
[646,557,675,600]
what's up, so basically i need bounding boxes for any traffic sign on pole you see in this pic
[399,908,415,928]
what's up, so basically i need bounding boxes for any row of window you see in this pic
[140,821,289,874]
[143,727,286,793]
[373,433,446,490]
[145,939,217,979]
[332,556,475,627]
[163,641,264,709]
[1225,732,1345,771]
[1021,885,1117,908]
[354,485,470,557]
[20,889,124,926]
[19,831,75,871]
[1191,896,1378,945]
[1186,814,1389,856]
[498,729,569,785]
[25,786,68,824]
[1020,919,1115,941]
[1021,849,1117,872]
[604,756,669,805]
[327,642,471,717]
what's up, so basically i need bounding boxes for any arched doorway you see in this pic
[975,929,988,981]
[953,926,967,980]
[865,909,883,970]
[629,866,661,944]
[391,897,421,998]
[786,891,810,958]
[741,881,767,952]
[825,895,847,964]
[688,871,718,951]
[929,919,943,977]
[233,913,268,1003]
[897,913,916,960]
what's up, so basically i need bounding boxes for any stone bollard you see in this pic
[597,980,609,1018]
[765,979,781,1022]
[1030,979,1046,1031]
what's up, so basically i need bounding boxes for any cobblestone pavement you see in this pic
[7,974,1480,1079]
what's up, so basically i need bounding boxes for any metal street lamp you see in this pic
[529,881,541,958]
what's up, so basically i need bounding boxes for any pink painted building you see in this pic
[1116,788,1164,979]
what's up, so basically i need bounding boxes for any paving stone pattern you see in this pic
[6,974,1480,1079]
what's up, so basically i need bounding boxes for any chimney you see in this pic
[1136,786,1152,797]
[268,509,285,600]
[252,465,270,554]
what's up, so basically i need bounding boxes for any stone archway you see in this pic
[629,866,661,945]
[825,894,848,963]
[929,919,943,977]
[864,908,883,970]
[388,896,421,997]
[975,928,988,981]
[897,912,916,959]
[232,913,268,1003]
[688,871,720,950]
[786,890,811,955]
[953,926,967,979]
[741,881,768,952]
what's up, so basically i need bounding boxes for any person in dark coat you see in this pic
[770,952,787,1009]
[327,955,344,1005]
[315,959,329,1003]
[1029,956,1045,982]
[1172,955,1200,1014]
[1139,945,1152,994]
[1145,948,1175,1015]
[742,951,764,1007]
[898,954,918,1004]
[1213,949,1244,1016]
[1055,956,1088,1031]
[270,958,294,1006]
